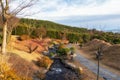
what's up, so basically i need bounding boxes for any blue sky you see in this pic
[11,0,120,32]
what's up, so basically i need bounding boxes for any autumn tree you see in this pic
[60,28,67,40]
[0,0,38,54]
[35,26,46,40]
[22,23,36,36]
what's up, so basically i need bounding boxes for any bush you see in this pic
[82,34,91,43]
[50,52,54,57]
[57,48,70,56]
[58,43,65,49]
[70,47,75,51]
[20,34,30,41]
[36,72,45,80]
[36,56,53,69]
[67,33,79,43]
[57,44,70,56]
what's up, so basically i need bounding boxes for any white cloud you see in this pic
[10,0,120,20]
[9,0,120,31]
[33,0,120,20]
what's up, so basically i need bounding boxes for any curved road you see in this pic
[67,44,120,80]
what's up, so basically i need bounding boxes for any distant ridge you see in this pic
[107,29,120,33]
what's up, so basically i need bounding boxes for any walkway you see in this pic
[67,44,120,80]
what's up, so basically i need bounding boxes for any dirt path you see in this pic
[74,44,120,76]
[67,44,120,80]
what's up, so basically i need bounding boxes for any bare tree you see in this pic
[26,43,38,53]
[0,0,38,54]
[7,17,19,43]
[96,46,103,80]
[23,22,35,36]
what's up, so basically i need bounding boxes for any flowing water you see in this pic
[45,58,80,80]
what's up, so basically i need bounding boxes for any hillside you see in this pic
[80,39,120,72]
[11,18,120,44]
[1,18,119,45]
[0,18,119,79]
[18,18,88,33]
[0,35,105,80]
[6,36,53,79]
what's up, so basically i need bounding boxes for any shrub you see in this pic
[57,48,70,56]
[57,44,70,56]
[50,52,54,57]
[20,34,30,41]
[36,72,45,80]
[70,47,75,52]
[75,67,83,75]
[36,56,53,69]
[67,33,79,43]
[58,43,65,49]
[82,34,91,43]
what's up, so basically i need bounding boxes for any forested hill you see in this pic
[18,18,88,33]
[12,18,120,44]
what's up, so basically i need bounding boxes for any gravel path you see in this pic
[67,44,120,80]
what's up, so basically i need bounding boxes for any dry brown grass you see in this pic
[0,54,32,80]
[82,39,120,71]
[84,39,111,51]
[7,35,52,62]
[8,35,52,53]
[102,44,120,70]
[8,49,42,62]
[8,53,40,78]
[5,35,54,79]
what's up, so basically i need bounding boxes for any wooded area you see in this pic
[11,18,120,44]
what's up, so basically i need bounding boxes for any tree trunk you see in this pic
[2,21,7,54]
[7,31,11,44]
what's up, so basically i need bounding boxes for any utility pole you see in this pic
[96,47,103,80]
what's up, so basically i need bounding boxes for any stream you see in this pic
[45,58,80,80]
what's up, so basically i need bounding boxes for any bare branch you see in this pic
[11,0,37,16]
[26,43,38,53]
[17,9,41,17]
[0,0,4,13]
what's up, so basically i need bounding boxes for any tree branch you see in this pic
[11,0,37,16]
